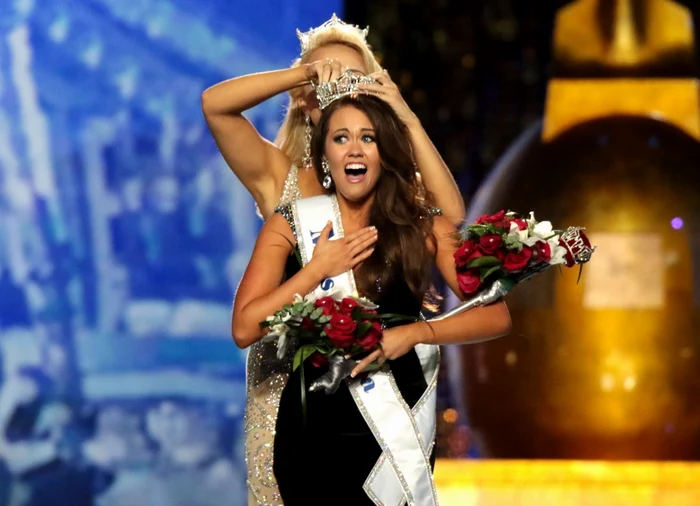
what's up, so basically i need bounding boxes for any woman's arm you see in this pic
[201,66,309,213]
[359,72,466,225]
[232,213,324,349]
[423,214,512,344]
[406,118,465,225]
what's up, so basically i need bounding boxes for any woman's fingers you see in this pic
[351,349,384,377]
[348,233,378,259]
[366,70,397,88]
[329,60,343,81]
[358,82,387,95]
[315,221,333,246]
[345,226,376,243]
[350,246,375,268]
[320,59,343,83]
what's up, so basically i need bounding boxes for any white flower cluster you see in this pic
[504,212,569,266]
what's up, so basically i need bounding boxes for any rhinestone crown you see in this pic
[312,68,375,110]
[296,13,369,56]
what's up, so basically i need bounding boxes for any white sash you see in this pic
[293,195,440,506]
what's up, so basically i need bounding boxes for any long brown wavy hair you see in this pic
[311,95,436,301]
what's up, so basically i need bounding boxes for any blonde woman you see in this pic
[201,14,465,224]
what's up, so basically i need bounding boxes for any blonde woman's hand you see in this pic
[307,221,377,280]
[358,70,418,127]
[305,58,345,85]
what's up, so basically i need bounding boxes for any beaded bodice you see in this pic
[255,164,302,219]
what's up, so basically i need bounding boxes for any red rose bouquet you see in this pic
[454,210,594,294]
[260,294,411,397]
[435,210,595,322]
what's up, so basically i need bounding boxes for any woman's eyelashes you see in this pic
[331,134,375,144]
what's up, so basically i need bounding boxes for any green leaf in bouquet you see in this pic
[380,313,420,324]
[310,307,323,320]
[467,255,502,269]
[259,320,272,329]
[504,235,522,250]
[300,360,307,427]
[299,329,316,341]
[293,344,319,371]
[301,306,310,317]
[361,311,380,320]
[480,265,503,282]
[468,224,505,237]
[356,321,373,337]
[318,342,334,354]
[292,302,305,313]
[318,314,331,324]
[345,344,363,356]
[283,304,293,312]
[351,306,363,322]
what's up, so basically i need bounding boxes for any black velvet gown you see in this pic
[272,253,433,505]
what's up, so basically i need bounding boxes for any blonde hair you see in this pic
[275,27,382,166]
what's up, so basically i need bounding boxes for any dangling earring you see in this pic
[302,116,313,171]
[321,158,332,189]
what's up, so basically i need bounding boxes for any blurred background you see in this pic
[2,0,700,505]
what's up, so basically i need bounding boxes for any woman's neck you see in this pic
[336,193,374,232]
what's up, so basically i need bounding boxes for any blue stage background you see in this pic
[0,1,339,504]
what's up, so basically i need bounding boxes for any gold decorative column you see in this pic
[461,0,700,459]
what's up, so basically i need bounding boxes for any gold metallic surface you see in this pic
[546,0,700,140]
[435,459,700,505]
[553,0,694,72]
[543,79,700,141]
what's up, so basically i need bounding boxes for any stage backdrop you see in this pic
[0,1,339,504]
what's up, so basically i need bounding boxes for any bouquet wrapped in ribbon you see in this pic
[260,293,410,395]
[435,210,595,321]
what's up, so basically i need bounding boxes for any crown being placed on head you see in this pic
[296,13,369,56]
[312,68,375,110]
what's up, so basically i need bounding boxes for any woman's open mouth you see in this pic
[344,163,367,183]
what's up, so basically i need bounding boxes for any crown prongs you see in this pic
[312,69,376,110]
[296,13,370,56]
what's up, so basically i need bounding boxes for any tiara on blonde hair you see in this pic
[296,13,369,56]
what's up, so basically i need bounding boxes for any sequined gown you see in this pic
[272,210,433,505]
